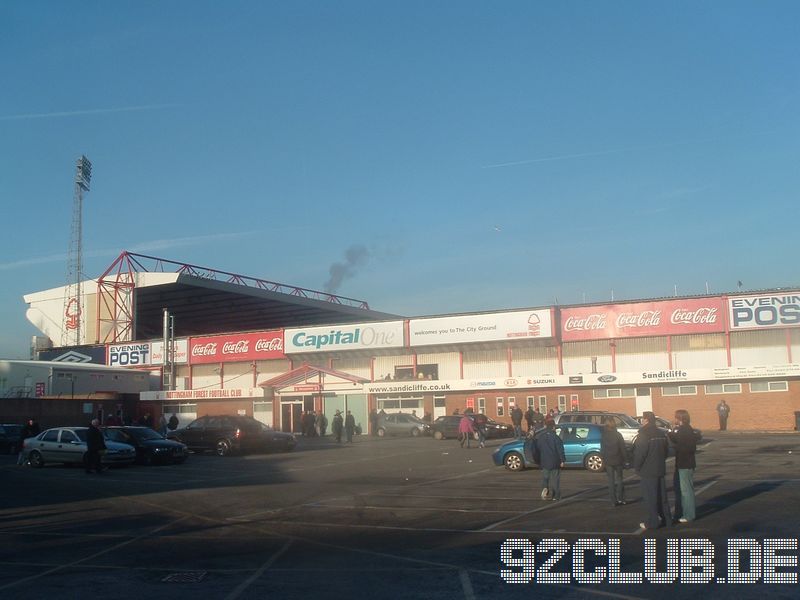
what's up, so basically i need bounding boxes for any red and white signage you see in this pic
[561,298,725,341]
[189,331,285,364]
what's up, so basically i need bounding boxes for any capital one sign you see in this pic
[189,331,285,364]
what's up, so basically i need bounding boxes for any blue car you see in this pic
[492,423,605,472]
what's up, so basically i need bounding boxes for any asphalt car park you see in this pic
[1,432,799,600]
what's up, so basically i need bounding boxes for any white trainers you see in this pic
[541,487,549,500]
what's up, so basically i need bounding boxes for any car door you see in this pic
[179,417,207,449]
[35,429,61,462]
[393,414,411,435]
[558,425,585,465]
[57,429,86,464]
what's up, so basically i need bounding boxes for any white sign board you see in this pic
[285,321,405,353]
[728,293,800,329]
[409,309,552,346]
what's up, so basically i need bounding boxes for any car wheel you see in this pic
[411,427,420,437]
[377,428,386,437]
[215,439,232,457]
[584,452,603,472]
[433,430,444,440]
[28,450,44,468]
[504,452,524,471]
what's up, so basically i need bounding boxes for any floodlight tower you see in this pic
[62,155,92,346]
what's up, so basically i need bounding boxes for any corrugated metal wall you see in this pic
[792,329,800,363]
[373,352,415,379]
[562,341,613,374]
[330,356,371,379]
[255,359,291,383]
[191,363,219,390]
[222,361,253,387]
[730,329,790,365]
[462,348,507,378]
[671,334,727,369]
[510,345,559,375]
[615,337,669,371]
[415,351,461,379]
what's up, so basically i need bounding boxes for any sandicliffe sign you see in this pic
[284,321,405,354]
[409,309,553,346]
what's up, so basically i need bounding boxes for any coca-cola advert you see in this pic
[189,331,285,364]
[561,298,725,341]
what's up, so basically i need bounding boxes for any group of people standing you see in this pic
[300,410,329,437]
[530,410,701,529]
[599,410,700,529]
[331,410,356,443]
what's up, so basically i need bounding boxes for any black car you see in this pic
[103,426,188,465]
[0,424,23,454]
[431,415,513,440]
[170,415,297,457]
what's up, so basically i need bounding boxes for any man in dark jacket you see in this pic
[601,417,628,506]
[524,407,535,433]
[511,406,524,438]
[344,410,356,443]
[85,418,107,474]
[633,412,671,529]
[537,419,566,501]
[668,409,699,523]
[332,411,344,443]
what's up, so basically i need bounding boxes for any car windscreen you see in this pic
[104,429,133,443]
[127,428,164,441]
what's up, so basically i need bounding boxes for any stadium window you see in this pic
[558,395,567,412]
[705,383,742,394]
[496,397,505,417]
[750,381,788,393]
[527,396,535,409]
[538,396,547,412]
[478,397,486,413]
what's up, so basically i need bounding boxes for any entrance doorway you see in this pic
[280,402,303,433]
[635,387,652,417]
[433,395,446,420]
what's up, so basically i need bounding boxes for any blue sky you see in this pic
[1,1,798,359]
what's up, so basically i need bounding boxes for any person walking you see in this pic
[716,399,730,431]
[369,409,379,436]
[167,413,179,431]
[473,412,488,448]
[601,416,628,506]
[511,405,524,438]
[85,418,106,474]
[537,419,566,501]
[17,418,41,465]
[669,409,699,523]
[332,410,344,443]
[524,406,535,433]
[633,411,671,530]
[344,410,356,443]
[458,414,476,448]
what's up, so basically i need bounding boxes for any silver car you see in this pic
[22,427,136,468]
[376,413,430,437]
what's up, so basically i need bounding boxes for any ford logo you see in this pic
[598,375,617,383]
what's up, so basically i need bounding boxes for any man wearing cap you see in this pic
[633,411,671,529]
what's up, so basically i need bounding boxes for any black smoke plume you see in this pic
[324,244,370,293]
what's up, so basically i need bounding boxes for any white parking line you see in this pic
[459,568,476,600]
[223,539,292,600]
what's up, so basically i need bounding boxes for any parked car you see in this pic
[0,424,23,454]
[376,413,430,437]
[634,415,703,442]
[169,415,297,456]
[492,423,605,472]
[555,411,641,445]
[22,427,136,468]
[431,415,513,440]
[103,426,188,465]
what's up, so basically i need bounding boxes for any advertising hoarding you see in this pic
[284,321,404,353]
[561,298,725,341]
[189,331,285,364]
[728,293,800,330]
[408,309,553,346]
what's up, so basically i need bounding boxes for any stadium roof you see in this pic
[101,252,401,341]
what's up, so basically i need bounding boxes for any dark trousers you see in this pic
[606,465,625,505]
[85,450,102,473]
[718,415,728,431]
[345,428,354,443]
[640,476,671,529]
[673,469,682,519]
